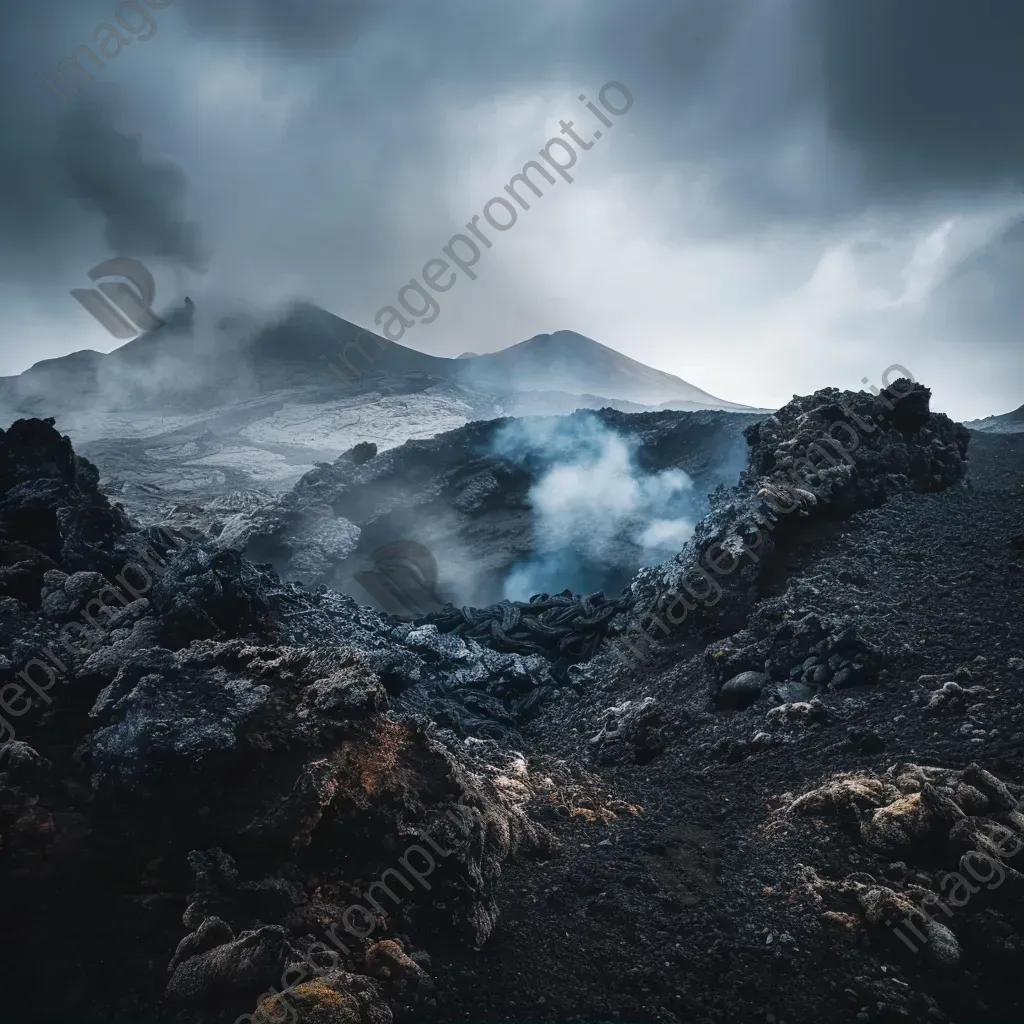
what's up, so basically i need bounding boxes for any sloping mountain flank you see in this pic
[3,305,752,414]
[457,329,747,409]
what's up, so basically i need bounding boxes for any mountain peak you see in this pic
[1,301,750,414]
[519,330,599,348]
[457,329,744,409]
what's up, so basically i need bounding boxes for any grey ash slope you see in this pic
[457,329,748,409]
[966,400,1024,434]
[0,303,755,523]
[414,408,1024,1024]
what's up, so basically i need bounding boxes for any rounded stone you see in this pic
[719,671,768,710]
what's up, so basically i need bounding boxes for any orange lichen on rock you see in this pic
[548,786,643,823]
[331,718,414,803]
[254,971,392,1024]
[784,774,898,817]
[821,910,863,945]
[860,792,935,853]
[609,801,644,817]
[364,939,431,988]
[571,807,616,823]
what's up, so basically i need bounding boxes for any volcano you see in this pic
[1,303,749,413]
[454,329,747,409]
[0,302,757,524]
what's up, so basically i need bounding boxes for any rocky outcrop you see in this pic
[706,592,882,708]
[0,418,137,595]
[626,381,969,640]
[436,383,968,677]
[589,695,665,764]
[0,417,555,1023]
[789,762,1024,970]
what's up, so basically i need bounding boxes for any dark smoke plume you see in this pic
[57,101,206,271]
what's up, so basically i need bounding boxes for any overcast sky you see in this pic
[0,0,1020,419]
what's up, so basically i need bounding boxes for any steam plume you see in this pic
[490,414,698,600]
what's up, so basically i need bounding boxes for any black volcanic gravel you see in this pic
[3,409,1024,1024]
[409,430,1024,1024]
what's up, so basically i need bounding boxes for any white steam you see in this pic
[492,414,697,600]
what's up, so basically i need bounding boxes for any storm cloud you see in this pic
[0,0,1019,417]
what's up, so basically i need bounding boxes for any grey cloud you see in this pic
[817,0,1024,192]
[5,0,1020,276]
[0,0,203,283]
[177,0,383,52]
[0,0,1019,412]
[933,217,1024,342]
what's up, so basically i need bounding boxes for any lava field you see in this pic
[1,380,1022,1024]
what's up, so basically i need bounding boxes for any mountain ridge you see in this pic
[2,301,752,413]
[457,328,747,409]
[965,401,1024,434]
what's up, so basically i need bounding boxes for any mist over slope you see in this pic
[2,303,751,415]
[0,301,757,522]
[457,330,746,409]
[3,301,447,413]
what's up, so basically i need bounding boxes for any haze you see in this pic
[0,0,1020,421]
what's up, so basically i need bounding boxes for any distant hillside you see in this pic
[2,302,451,413]
[966,402,1024,433]
[456,330,746,409]
[0,304,752,414]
